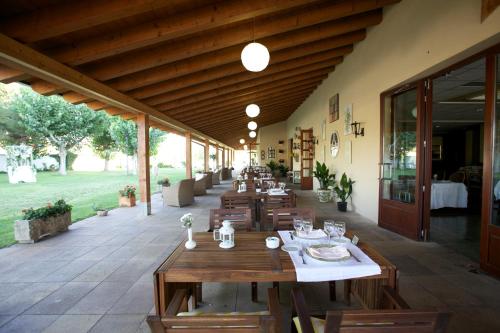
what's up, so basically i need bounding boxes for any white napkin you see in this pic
[296,229,326,239]
[308,246,350,260]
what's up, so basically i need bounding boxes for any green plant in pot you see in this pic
[278,164,289,178]
[313,161,335,203]
[266,160,280,177]
[333,172,355,212]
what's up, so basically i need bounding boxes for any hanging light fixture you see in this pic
[249,131,256,138]
[239,138,245,144]
[245,104,260,118]
[248,121,257,131]
[241,17,270,72]
[241,42,270,72]
[243,144,248,150]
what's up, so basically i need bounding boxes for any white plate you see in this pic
[281,245,299,252]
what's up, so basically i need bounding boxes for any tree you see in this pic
[109,117,165,174]
[90,113,117,171]
[13,87,99,175]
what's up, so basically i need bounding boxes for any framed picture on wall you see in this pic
[329,94,339,123]
[268,147,276,159]
[344,103,353,135]
[261,150,266,160]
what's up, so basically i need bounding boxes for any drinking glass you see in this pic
[293,217,303,236]
[279,182,286,191]
[302,218,313,236]
[334,221,346,242]
[323,220,335,245]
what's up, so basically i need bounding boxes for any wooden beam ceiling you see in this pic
[0,0,400,147]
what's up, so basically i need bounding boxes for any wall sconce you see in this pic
[351,122,364,138]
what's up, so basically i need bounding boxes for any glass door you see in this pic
[481,53,500,277]
[379,84,425,240]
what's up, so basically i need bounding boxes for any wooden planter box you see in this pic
[119,194,136,207]
[14,211,71,244]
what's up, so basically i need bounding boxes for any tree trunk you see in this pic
[125,155,130,175]
[103,151,111,171]
[59,145,67,175]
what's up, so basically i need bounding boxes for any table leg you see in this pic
[329,281,337,302]
[252,282,258,302]
[344,280,351,306]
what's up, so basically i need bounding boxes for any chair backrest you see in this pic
[272,208,315,231]
[221,195,253,210]
[261,195,293,224]
[209,208,252,231]
[148,288,280,333]
[244,179,256,190]
[449,171,465,183]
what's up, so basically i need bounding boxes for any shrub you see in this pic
[157,162,174,168]
[157,177,170,186]
[119,185,136,197]
[22,199,72,220]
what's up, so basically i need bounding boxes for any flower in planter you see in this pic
[22,199,72,220]
[119,185,136,197]
[180,213,193,229]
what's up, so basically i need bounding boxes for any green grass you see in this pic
[0,168,186,248]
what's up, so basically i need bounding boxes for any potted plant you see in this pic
[119,185,136,207]
[333,172,355,212]
[15,199,72,243]
[313,161,336,203]
[278,164,289,178]
[92,204,108,216]
[157,177,170,202]
[266,160,280,178]
[181,213,196,249]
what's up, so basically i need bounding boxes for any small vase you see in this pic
[185,228,197,249]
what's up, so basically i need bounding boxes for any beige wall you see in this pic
[257,121,288,166]
[280,0,500,222]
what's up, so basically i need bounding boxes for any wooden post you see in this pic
[204,139,210,172]
[137,114,151,216]
[215,144,220,169]
[221,147,226,168]
[185,131,192,179]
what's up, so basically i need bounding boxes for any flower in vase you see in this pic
[180,213,193,228]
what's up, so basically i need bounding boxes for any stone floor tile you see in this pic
[0,314,59,333]
[107,282,154,315]
[88,314,145,333]
[0,283,63,315]
[72,259,127,282]
[39,260,98,282]
[66,282,133,315]
[42,314,102,333]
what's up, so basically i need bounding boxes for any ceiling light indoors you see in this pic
[245,104,260,118]
[248,121,257,131]
[243,144,248,150]
[249,131,256,138]
[241,42,270,72]
[239,138,245,144]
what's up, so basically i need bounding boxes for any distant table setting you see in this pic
[431,180,468,209]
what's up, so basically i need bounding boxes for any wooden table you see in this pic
[153,232,397,315]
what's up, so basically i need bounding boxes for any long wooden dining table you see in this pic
[153,232,397,316]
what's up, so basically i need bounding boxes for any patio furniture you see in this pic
[205,172,213,189]
[153,232,397,317]
[221,167,231,180]
[212,170,221,185]
[163,179,195,207]
[261,195,294,228]
[431,181,468,210]
[272,207,315,231]
[220,195,255,225]
[147,288,281,333]
[209,208,252,231]
[193,175,207,196]
[291,286,451,333]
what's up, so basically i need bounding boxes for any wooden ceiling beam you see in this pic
[0,0,189,43]
[86,101,107,110]
[0,32,232,149]
[161,76,325,114]
[61,92,94,104]
[30,80,66,95]
[111,29,365,93]
[49,0,317,66]
[153,69,330,110]
[180,95,309,124]
[0,64,29,83]
[140,47,347,104]
[104,107,125,116]
[83,10,382,81]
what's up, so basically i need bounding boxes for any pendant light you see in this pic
[249,131,256,138]
[248,121,257,131]
[239,138,245,144]
[245,104,260,118]
[241,18,270,72]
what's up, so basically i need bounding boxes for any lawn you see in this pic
[0,168,186,248]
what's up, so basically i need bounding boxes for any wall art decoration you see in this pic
[261,150,266,160]
[344,103,353,135]
[268,147,276,159]
[330,131,339,158]
[329,93,339,123]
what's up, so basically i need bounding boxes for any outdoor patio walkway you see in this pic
[0,179,499,332]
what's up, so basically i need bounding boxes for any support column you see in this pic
[185,131,192,179]
[221,147,226,168]
[137,114,151,216]
[204,139,210,172]
[215,144,220,169]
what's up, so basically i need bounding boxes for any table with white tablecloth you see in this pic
[431,181,468,210]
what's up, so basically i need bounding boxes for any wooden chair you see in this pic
[449,171,465,183]
[291,286,451,333]
[261,195,294,228]
[244,179,256,190]
[148,288,282,333]
[272,207,315,231]
[209,208,252,231]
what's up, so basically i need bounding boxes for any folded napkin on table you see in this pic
[296,229,326,239]
[308,246,350,260]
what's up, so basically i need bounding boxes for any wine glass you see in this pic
[323,220,335,245]
[302,218,313,236]
[293,217,303,236]
[334,221,346,242]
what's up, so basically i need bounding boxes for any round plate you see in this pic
[292,230,326,240]
[304,244,351,262]
[281,245,299,252]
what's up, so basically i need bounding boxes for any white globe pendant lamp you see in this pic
[245,104,260,118]
[249,131,256,138]
[241,42,270,72]
[243,144,248,150]
[239,138,245,144]
[248,121,257,131]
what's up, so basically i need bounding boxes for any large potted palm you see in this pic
[333,172,355,212]
[313,161,335,203]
